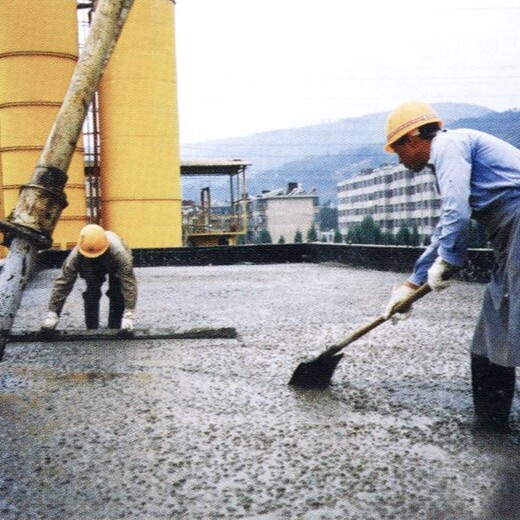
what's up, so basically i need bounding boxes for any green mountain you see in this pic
[265,108,520,202]
[449,109,520,148]
[181,103,499,202]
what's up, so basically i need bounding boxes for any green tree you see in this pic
[333,228,343,243]
[395,225,411,246]
[346,224,362,244]
[278,235,286,244]
[256,229,272,244]
[357,216,382,244]
[411,225,420,247]
[294,230,303,243]
[319,201,338,231]
[306,225,318,242]
[380,232,394,245]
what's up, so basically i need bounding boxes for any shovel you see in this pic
[288,283,432,388]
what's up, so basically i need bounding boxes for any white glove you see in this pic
[427,257,453,291]
[383,284,416,323]
[41,311,59,330]
[121,310,134,332]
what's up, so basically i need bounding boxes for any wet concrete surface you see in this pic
[1,263,520,519]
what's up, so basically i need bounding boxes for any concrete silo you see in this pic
[0,0,87,253]
[98,0,182,248]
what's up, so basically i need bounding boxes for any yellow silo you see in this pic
[0,0,87,253]
[0,148,4,256]
[98,0,181,248]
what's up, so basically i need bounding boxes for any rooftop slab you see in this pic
[1,263,517,519]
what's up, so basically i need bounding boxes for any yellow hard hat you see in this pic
[77,224,109,258]
[385,101,442,152]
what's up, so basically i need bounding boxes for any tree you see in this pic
[380,232,394,245]
[346,224,362,244]
[360,216,381,244]
[319,201,338,231]
[294,230,303,243]
[333,228,343,243]
[256,229,272,244]
[411,225,420,247]
[278,235,286,244]
[306,225,318,242]
[395,225,411,246]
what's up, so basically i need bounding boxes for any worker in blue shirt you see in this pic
[383,101,520,434]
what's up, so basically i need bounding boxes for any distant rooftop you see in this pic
[255,182,318,199]
[181,159,251,176]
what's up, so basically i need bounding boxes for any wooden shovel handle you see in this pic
[324,283,432,357]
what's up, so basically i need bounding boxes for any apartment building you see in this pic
[249,182,320,243]
[337,164,441,243]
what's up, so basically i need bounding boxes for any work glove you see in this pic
[41,311,59,330]
[427,257,454,291]
[121,310,134,332]
[383,283,416,324]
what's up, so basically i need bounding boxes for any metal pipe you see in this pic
[0,0,135,359]
[0,237,37,359]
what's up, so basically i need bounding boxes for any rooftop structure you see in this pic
[181,159,250,246]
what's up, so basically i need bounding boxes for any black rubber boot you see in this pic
[107,276,125,329]
[83,288,101,330]
[471,355,515,434]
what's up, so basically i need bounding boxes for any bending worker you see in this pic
[383,101,520,434]
[41,224,137,332]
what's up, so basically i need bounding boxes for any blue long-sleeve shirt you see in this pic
[409,128,520,285]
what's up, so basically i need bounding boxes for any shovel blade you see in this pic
[288,353,344,388]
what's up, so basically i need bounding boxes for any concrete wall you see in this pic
[306,243,494,283]
[37,243,494,283]
[266,198,316,243]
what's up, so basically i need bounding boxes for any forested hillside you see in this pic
[256,109,520,202]
[180,103,520,202]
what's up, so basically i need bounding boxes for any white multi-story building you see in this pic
[249,182,320,243]
[337,164,441,243]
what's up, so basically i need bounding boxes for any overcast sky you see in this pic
[175,0,520,144]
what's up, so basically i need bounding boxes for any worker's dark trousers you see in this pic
[82,275,125,329]
[471,354,516,432]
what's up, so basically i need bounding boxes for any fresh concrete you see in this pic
[1,263,518,519]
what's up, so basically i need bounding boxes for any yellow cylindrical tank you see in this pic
[98,0,181,248]
[0,0,87,253]
[0,145,8,258]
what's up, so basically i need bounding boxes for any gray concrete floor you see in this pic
[1,262,519,519]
